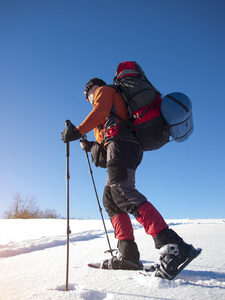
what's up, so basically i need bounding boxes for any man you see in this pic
[62,78,198,277]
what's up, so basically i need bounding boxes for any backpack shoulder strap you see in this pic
[106,84,120,92]
[106,84,134,129]
[110,111,134,129]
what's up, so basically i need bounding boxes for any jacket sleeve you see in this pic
[77,86,114,135]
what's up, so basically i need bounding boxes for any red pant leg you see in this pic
[111,213,134,240]
[136,202,168,238]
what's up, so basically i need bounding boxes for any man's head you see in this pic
[84,78,106,104]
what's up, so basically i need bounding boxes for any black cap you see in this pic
[84,78,106,99]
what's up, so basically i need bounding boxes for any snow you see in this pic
[0,219,225,300]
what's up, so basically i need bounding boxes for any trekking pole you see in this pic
[81,137,114,256]
[65,121,71,291]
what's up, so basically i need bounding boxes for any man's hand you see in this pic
[61,120,82,143]
[80,140,94,152]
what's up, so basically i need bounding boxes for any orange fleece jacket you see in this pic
[77,86,129,144]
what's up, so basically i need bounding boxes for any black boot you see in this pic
[153,227,184,249]
[154,228,196,278]
[101,240,143,270]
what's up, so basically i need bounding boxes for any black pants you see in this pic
[102,140,168,261]
[103,140,146,218]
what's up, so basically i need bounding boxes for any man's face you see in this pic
[87,85,98,105]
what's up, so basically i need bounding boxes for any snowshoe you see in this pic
[155,243,202,280]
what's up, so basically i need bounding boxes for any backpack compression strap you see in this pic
[166,95,189,113]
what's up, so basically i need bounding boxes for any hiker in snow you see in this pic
[61,77,197,278]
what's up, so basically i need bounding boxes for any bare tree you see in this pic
[40,208,61,219]
[3,193,61,219]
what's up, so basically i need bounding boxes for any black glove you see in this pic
[61,120,82,143]
[80,140,94,152]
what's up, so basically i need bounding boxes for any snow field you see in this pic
[0,219,225,299]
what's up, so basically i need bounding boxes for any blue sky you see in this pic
[0,0,224,220]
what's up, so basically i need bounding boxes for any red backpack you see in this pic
[112,61,170,151]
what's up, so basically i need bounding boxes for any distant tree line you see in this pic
[3,193,61,219]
